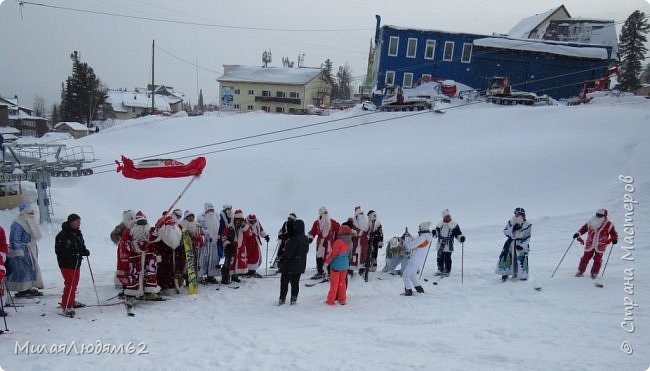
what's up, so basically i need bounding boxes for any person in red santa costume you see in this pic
[307,207,340,280]
[221,209,257,283]
[245,214,269,277]
[573,208,618,279]
[350,206,370,276]
[116,211,161,301]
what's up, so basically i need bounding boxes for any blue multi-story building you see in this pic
[370,13,615,104]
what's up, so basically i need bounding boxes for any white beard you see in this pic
[588,216,605,229]
[319,215,331,237]
[17,213,42,241]
[354,214,369,231]
[159,224,182,249]
[511,215,524,226]
[131,224,151,242]
[204,211,220,240]
[186,220,201,237]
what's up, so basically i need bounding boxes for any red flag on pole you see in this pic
[115,156,206,179]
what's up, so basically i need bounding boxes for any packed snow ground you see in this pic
[1,97,649,370]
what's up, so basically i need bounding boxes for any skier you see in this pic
[325,225,352,305]
[117,211,161,301]
[382,236,407,275]
[217,204,234,266]
[246,214,269,277]
[273,213,297,271]
[350,206,370,276]
[367,210,383,272]
[181,210,205,277]
[54,214,90,317]
[434,209,465,277]
[154,210,185,295]
[197,203,221,283]
[6,203,44,297]
[573,209,618,279]
[278,219,309,305]
[496,208,532,281]
[111,210,135,289]
[221,210,257,284]
[308,207,340,280]
[0,226,8,317]
[401,222,434,296]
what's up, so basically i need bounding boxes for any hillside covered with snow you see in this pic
[1,97,649,370]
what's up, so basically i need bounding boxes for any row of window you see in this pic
[387,36,473,63]
[232,104,301,113]
[385,71,440,88]
[233,89,300,98]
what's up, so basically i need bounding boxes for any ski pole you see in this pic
[461,242,464,285]
[600,242,615,278]
[551,238,576,278]
[0,291,8,334]
[265,240,269,276]
[270,240,280,268]
[418,240,433,280]
[86,257,103,314]
[4,281,17,313]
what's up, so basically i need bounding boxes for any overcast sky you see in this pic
[1,0,649,111]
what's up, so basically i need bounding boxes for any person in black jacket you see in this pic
[54,214,90,317]
[278,219,309,305]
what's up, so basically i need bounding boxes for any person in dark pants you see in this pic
[278,219,309,305]
[54,214,90,318]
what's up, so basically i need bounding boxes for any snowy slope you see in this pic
[1,98,649,370]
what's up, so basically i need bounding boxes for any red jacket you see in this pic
[308,218,340,260]
[0,227,7,284]
[577,219,617,253]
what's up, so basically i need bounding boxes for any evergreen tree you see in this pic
[60,51,106,124]
[618,10,649,91]
[322,59,338,99]
[336,63,353,100]
[198,89,204,111]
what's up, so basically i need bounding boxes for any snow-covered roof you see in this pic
[54,122,89,131]
[218,66,323,85]
[543,18,618,55]
[473,37,609,60]
[508,6,567,38]
[0,127,20,135]
[105,90,182,112]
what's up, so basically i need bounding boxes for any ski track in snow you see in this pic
[1,98,649,370]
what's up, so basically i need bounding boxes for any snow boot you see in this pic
[404,288,413,296]
[231,275,241,283]
[278,298,286,306]
[415,286,424,294]
[575,272,584,277]
[62,308,75,318]
[290,296,297,305]
[591,274,598,279]
[143,293,163,301]
[501,275,509,282]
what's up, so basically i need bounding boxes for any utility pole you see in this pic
[151,39,155,114]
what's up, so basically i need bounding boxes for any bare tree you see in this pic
[33,95,46,117]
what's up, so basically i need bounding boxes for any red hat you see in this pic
[247,214,257,222]
[338,225,352,236]
[596,209,608,217]
[233,209,245,219]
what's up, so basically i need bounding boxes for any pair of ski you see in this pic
[305,278,329,287]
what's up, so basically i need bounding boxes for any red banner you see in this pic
[115,156,206,179]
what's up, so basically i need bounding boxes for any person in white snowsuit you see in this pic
[495,207,531,281]
[401,222,434,296]
[197,203,221,283]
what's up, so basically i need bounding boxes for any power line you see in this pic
[18,1,373,32]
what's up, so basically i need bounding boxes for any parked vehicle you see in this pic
[485,76,550,105]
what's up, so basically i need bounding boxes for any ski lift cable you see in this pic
[90,109,435,175]
[89,110,380,169]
